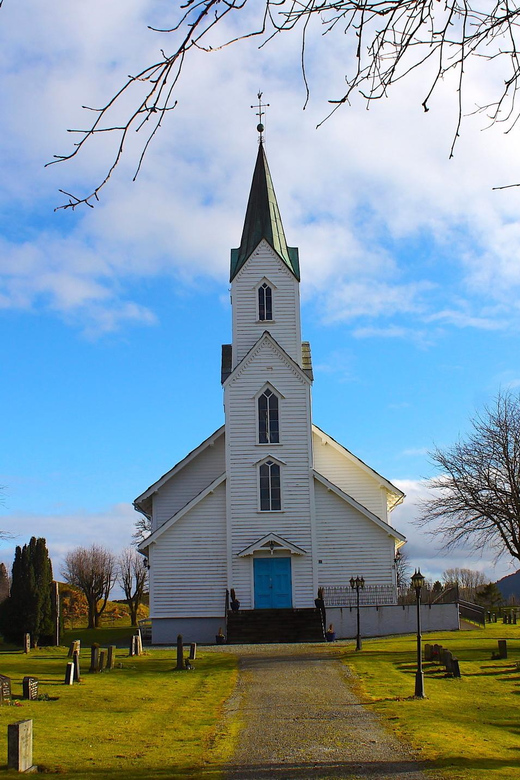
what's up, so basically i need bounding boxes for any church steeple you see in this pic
[230,142,300,282]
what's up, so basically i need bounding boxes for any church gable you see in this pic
[232,240,302,367]
[312,426,403,521]
[314,479,398,587]
[134,427,225,529]
[149,481,227,618]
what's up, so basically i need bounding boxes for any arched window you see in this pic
[258,282,273,321]
[259,460,281,511]
[258,388,279,444]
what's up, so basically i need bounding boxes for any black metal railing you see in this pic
[322,584,397,607]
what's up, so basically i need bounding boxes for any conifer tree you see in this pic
[0,537,54,646]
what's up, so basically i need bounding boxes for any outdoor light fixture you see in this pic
[411,568,426,698]
[349,576,365,651]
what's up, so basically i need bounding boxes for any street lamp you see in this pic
[350,576,365,651]
[411,569,426,698]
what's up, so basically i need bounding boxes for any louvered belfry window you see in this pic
[258,388,279,444]
[258,282,273,321]
[259,460,281,511]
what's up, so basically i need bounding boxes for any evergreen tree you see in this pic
[0,538,54,646]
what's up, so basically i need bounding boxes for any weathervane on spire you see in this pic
[251,92,269,142]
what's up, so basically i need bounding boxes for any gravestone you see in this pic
[189,643,197,661]
[22,677,38,701]
[64,663,74,685]
[99,650,106,671]
[452,658,461,678]
[493,613,497,623]
[0,674,12,704]
[8,720,34,772]
[72,649,81,682]
[90,644,100,672]
[68,640,80,658]
[498,639,508,659]
[107,645,116,669]
[176,635,184,670]
[135,630,143,656]
[444,651,453,674]
[23,634,31,654]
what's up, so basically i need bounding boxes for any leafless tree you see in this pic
[62,545,116,629]
[43,1,520,209]
[442,567,487,601]
[419,392,520,563]
[395,548,411,589]
[132,514,152,547]
[118,548,148,627]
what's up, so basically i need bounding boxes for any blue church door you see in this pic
[254,557,292,609]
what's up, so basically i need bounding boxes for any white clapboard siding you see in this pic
[150,482,227,618]
[153,434,226,530]
[231,242,302,367]
[314,480,394,586]
[312,430,388,520]
[225,334,315,607]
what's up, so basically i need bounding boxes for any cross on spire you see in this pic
[251,92,269,141]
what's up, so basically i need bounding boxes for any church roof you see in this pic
[230,142,300,281]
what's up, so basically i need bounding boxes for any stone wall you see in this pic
[326,603,459,639]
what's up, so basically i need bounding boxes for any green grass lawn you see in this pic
[0,642,238,778]
[344,623,520,780]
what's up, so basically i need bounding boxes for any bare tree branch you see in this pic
[39,1,520,207]
[118,548,148,626]
[418,392,520,563]
[62,545,116,629]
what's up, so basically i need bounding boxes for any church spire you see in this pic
[230,141,300,282]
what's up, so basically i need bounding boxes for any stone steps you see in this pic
[226,607,325,644]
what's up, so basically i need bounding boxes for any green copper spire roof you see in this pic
[230,142,300,281]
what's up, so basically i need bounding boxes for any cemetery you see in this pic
[0,622,517,777]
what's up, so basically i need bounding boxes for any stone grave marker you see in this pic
[0,674,12,704]
[498,639,508,659]
[23,634,31,654]
[72,649,81,682]
[452,658,461,678]
[90,644,100,672]
[444,651,453,674]
[22,677,39,701]
[135,629,143,655]
[176,635,184,670]
[189,643,197,661]
[64,663,74,685]
[68,640,80,658]
[99,650,106,671]
[8,719,34,773]
[107,645,116,669]
[423,644,432,662]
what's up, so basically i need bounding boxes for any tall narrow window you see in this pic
[259,460,281,511]
[258,389,279,444]
[258,282,273,321]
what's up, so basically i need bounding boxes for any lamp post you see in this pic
[350,576,365,651]
[411,569,426,698]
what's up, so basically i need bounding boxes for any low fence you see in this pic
[322,585,397,608]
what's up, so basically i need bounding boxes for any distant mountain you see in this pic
[496,571,520,601]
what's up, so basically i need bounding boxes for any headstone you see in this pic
[498,639,508,659]
[107,646,116,669]
[72,649,81,682]
[99,650,106,671]
[432,644,442,662]
[189,643,197,661]
[8,720,34,773]
[0,674,12,704]
[493,613,497,623]
[423,643,432,661]
[23,633,31,654]
[90,644,100,672]
[452,658,461,678]
[176,634,184,670]
[22,677,38,701]
[135,629,143,655]
[444,651,453,674]
[68,640,80,658]
[64,663,74,685]
[129,636,136,657]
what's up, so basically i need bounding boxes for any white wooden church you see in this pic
[135,137,406,644]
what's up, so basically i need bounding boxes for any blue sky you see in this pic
[2,0,520,587]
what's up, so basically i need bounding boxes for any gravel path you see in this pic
[216,643,432,780]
